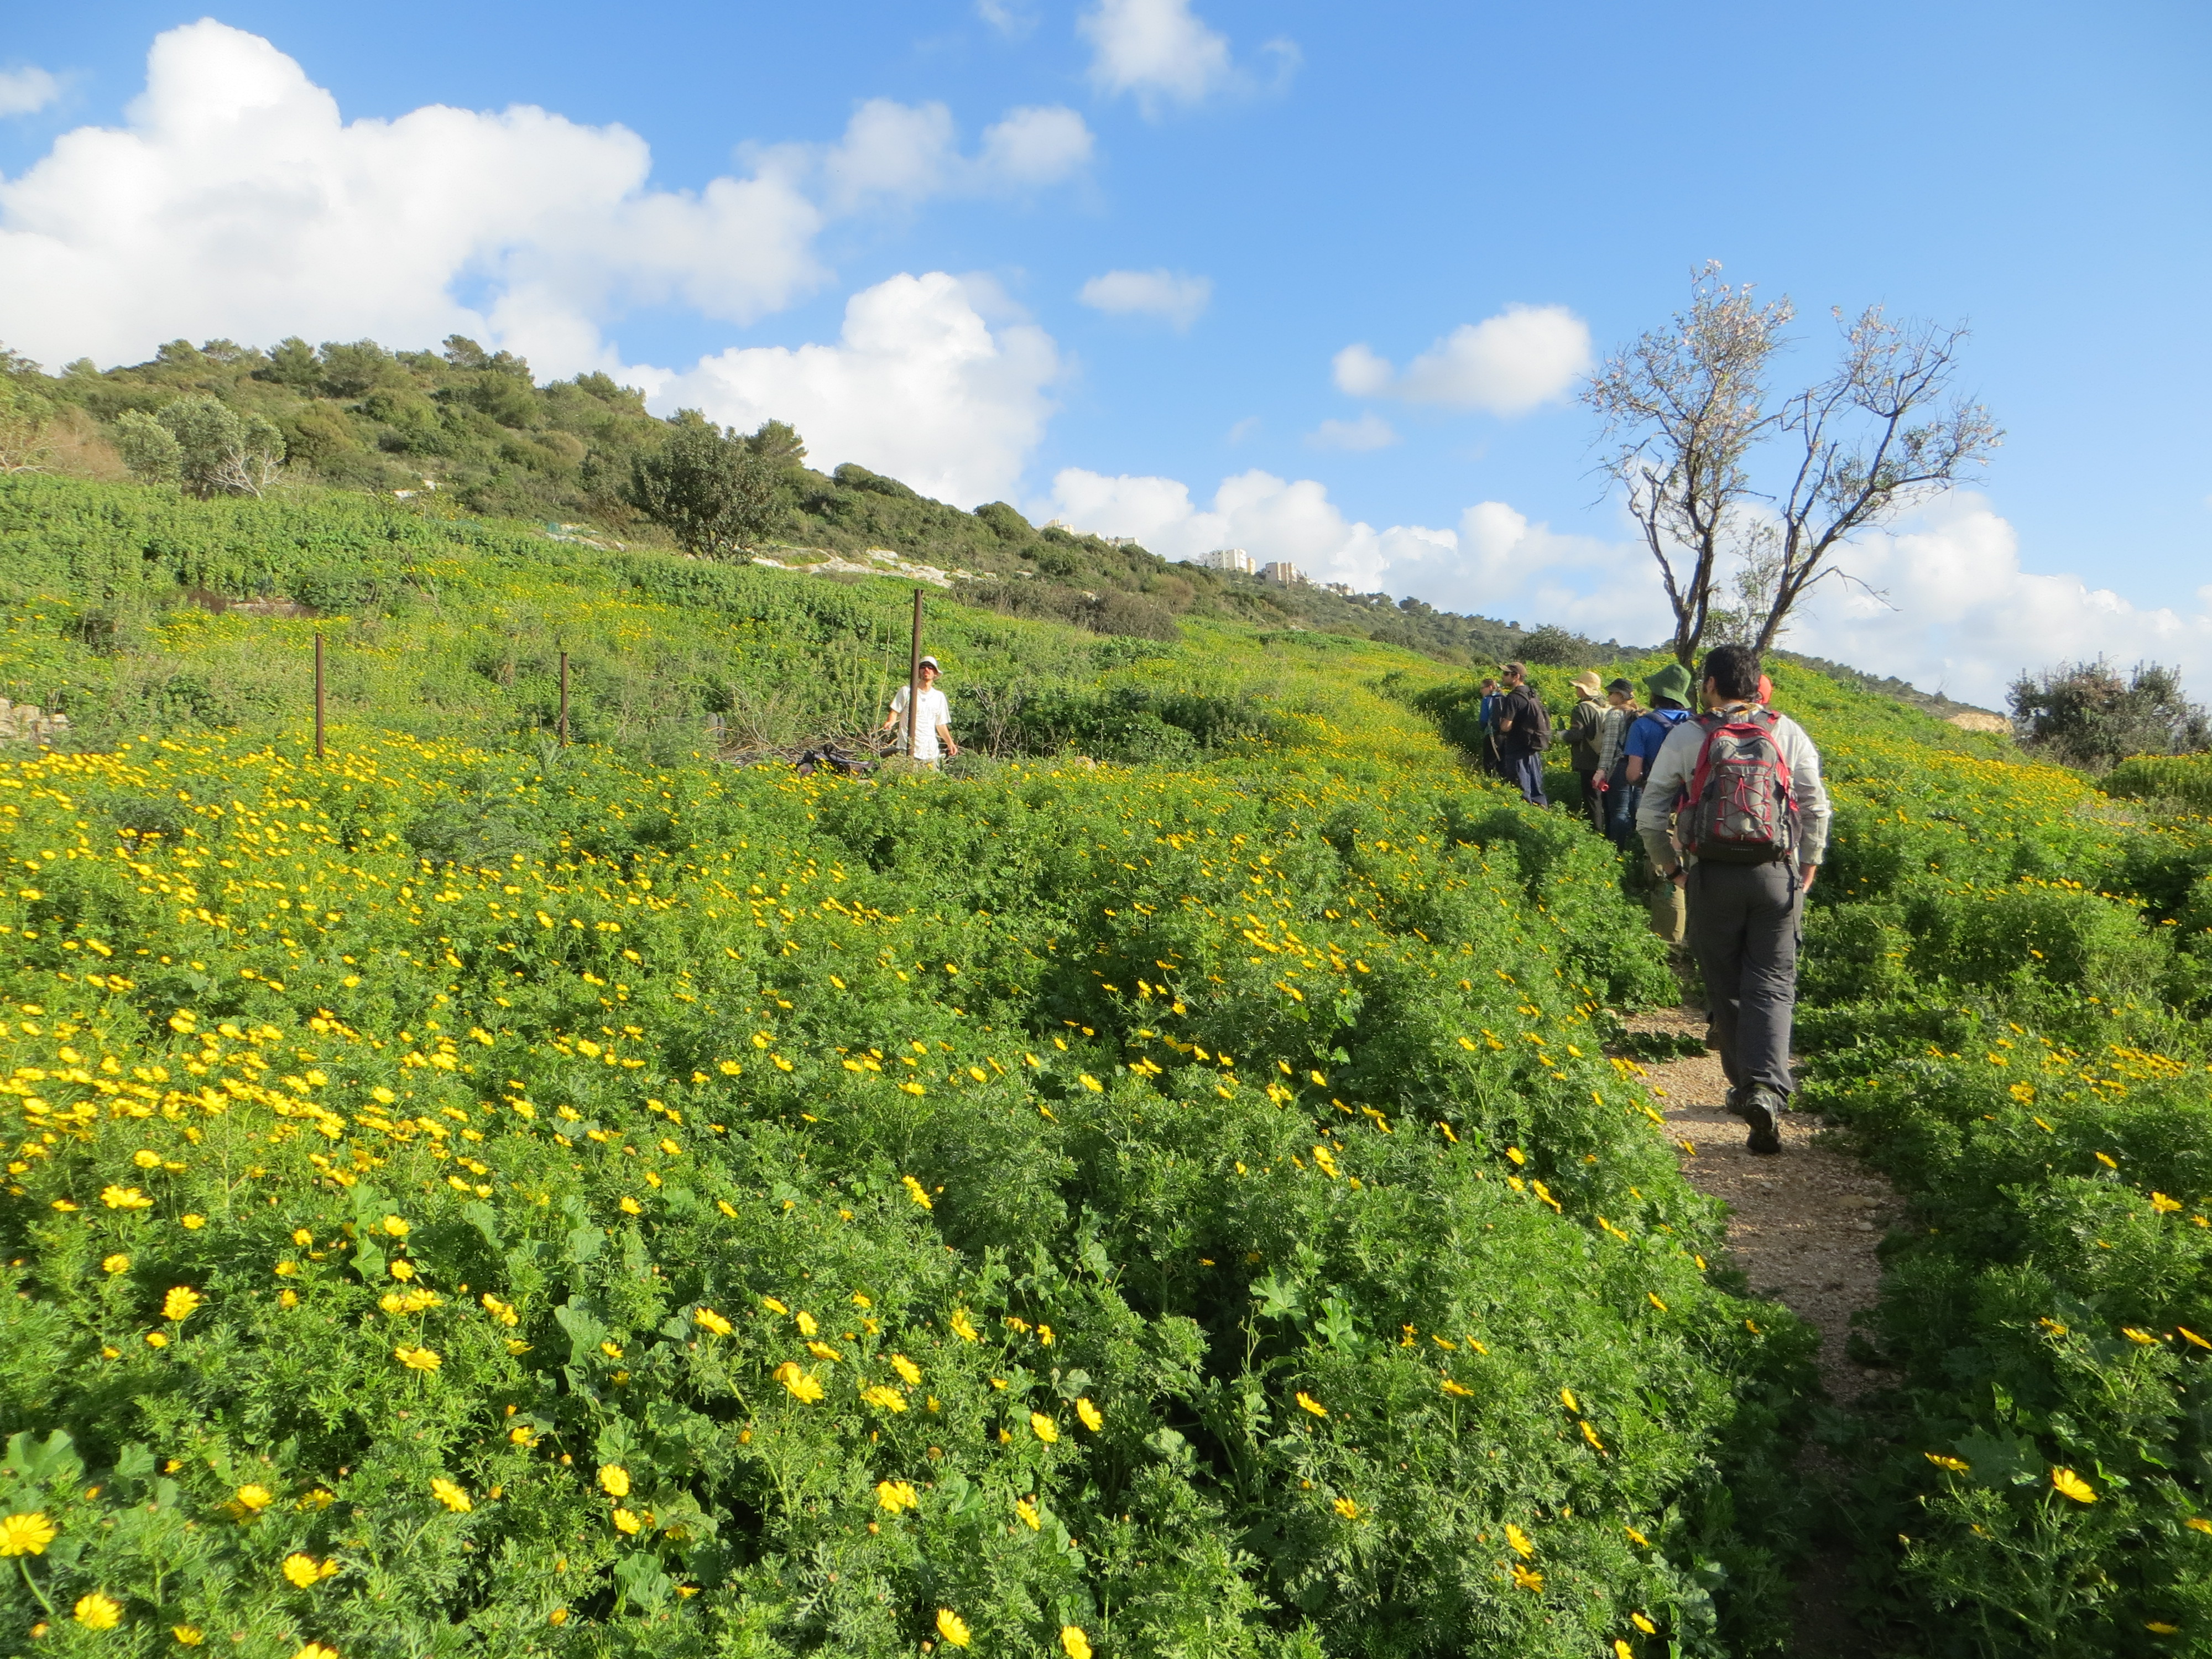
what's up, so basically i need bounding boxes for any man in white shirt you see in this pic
[1634,644,1829,1155]
[882,655,958,766]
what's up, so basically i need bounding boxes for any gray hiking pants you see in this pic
[1684,861,1804,1099]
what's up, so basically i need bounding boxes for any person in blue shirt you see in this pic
[1475,676,1503,775]
[1621,662,1697,953]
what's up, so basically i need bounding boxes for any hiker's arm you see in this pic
[1624,754,1645,784]
[937,721,958,758]
[1634,731,1694,874]
[1786,721,1831,868]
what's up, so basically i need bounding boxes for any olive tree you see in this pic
[623,414,781,559]
[1583,263,2001,664]
[115,395,286,497]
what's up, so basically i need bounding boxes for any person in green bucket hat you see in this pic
[1619,662,1698,959]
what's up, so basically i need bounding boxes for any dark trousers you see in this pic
[1575,768,1601,833]
[1507,752,1548,806]
[1685,862,1803,1098]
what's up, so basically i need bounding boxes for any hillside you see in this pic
[0,337,1629,671]
[0,469,2205,1657]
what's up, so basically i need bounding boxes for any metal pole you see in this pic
[313,634,325,760]
[906,589,923,759]
[559,651,570,746]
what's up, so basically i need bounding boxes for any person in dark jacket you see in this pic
[1566,671,1606,832]
[1493,662,1550,806]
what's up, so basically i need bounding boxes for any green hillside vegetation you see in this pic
[2,451,2209,1655]
[0,337,1622,670]
[0,471,1819,1658]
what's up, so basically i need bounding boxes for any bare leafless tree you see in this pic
[1583,263,2001,664]
[1755,307,2002,654]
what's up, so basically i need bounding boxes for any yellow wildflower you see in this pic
[1505,1524,1534,1557]
[102,1185,153,1210]
[1295,1391,1327,1418]
[876,1480,919,1514]
[75,1592,123,1629]
[1076,1397,1103,1431]
[394,1344,441,1371]
[612,1508,642,1535]
[1061,1626,1092,1659]
[1015,1498,1040,1530]
[795,1311,818,1337]
[861,1385,907,1412]
[936,1609,972,1647]
[1333,1497,1359,1520]
[281,1553,325,1588]
[693,1307,733,1337]
[1510,1563,1543,1591]
[164,1286,201,1322]
[174,1625,206,1644]
[1030,1411,1058,1443]
[902,1175,934,1210]
[0,1512,55,1556]
[950,1309,979,1342]
[2051,1467,2096,1504]
[102,1254,129,1275]
[431,1478,471,1513]
[890,1353,922,1385]
[234,1484,275,1512]
[773,1362,823,1401]
[1924,1453,1970,1473]
[599,1465,629,1498]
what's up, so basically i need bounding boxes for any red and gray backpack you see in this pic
[1678,710,1799,865]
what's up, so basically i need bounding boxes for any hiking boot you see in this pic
[1723,1085,1748,1120]
[1743,1088,1784,1155]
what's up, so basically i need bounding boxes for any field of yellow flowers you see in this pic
[0,678,1820,1659]
[1722,664,2212,1655]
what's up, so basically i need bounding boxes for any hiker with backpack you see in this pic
[1620,664,1698,934]
[1475,677,1504,776]
[1493,661,1551,806]
[1592,677,1641,844]
[1635,646,1830,1156]
[1566,671,1608,833]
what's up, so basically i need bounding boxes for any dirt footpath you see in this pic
[1621,1006,1902,1654]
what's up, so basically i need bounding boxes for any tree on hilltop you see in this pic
[1584,263,2001,665]
[622,413,782,559]
[114,394,285,497]
[2010,659,2210,771]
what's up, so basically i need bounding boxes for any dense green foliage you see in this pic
[2007,660,2210,774]
[1729,673,2212,1655]
[0,473,1825,1657]
[0,338,1623,668]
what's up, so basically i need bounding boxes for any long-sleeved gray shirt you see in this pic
[1634,703,1831,873]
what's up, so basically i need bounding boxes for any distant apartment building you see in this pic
[1260,561,1306,587]
[1323,582,1354,597]
[1188,547,1255,575]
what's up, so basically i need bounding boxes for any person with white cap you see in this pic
[881,655,958,766]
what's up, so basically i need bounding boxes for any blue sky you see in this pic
[1,1,2206,701]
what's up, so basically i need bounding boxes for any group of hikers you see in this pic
[1475,646,1827,1155]
[888,644,1825,1157]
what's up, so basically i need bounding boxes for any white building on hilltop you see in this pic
[1187,547,1255,574]
[1260,560,1306,587]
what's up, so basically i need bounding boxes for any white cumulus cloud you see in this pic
[0,67,60,118]
[1333,304,1593,415]
[0,21,1090,377]
[662,272,1061,509]
[1079,0,1294,116]
[1077,268,1211,330]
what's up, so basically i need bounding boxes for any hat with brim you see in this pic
[918,656,940,670]
[1570,671,1603,696]
[1645,662,1694,706]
